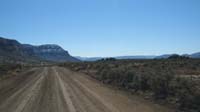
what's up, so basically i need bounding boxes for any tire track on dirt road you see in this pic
[52,67,76,112]
[14,68,47,112]
[0,67,46,112]
[0,66,175,112]
[58,67,174,112]
[57,67,119,112]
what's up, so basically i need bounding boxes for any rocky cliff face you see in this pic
[0,37,80,64]
[30,44,79,62]
[0,37,23,56]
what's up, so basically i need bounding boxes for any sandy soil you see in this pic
[0,66,174,112]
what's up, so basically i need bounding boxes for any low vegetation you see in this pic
[60,59,200,112]
[0,64,23,79]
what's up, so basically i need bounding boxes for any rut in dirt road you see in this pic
[0,67,174,112]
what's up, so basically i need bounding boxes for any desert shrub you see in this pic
[129,73,140,91]
[122,70,135,88]
[174,78,200,112]
[139,73,151,91]
[149,70,174,99]
[63,59,200,112]
[102,68,122,84]
[0,64,23,77]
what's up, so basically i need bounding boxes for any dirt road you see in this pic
[0,67,174,112]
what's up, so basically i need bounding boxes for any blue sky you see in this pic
[0,0,200,57]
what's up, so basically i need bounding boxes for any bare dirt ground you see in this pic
[0,66,174,112]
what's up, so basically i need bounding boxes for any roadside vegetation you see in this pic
[60,58,200,112]
[0,64,23,79]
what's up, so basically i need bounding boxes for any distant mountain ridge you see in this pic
[0,37,80,64]
[23,44,79,62]
[76,56,156,61]
[75,56,103,61]
[116,55,156,59]
[1,37,199,63]
[155,53,200,59]
[77,53,200,61]
[190,52,200,58]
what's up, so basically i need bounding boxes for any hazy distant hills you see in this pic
[77,53,200,61]
[155,53,200,59]
[116,55,156,59]
[76,56,156,61]
[75,56,103,62]
[190,52,200,58]
[0,37,80,64]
